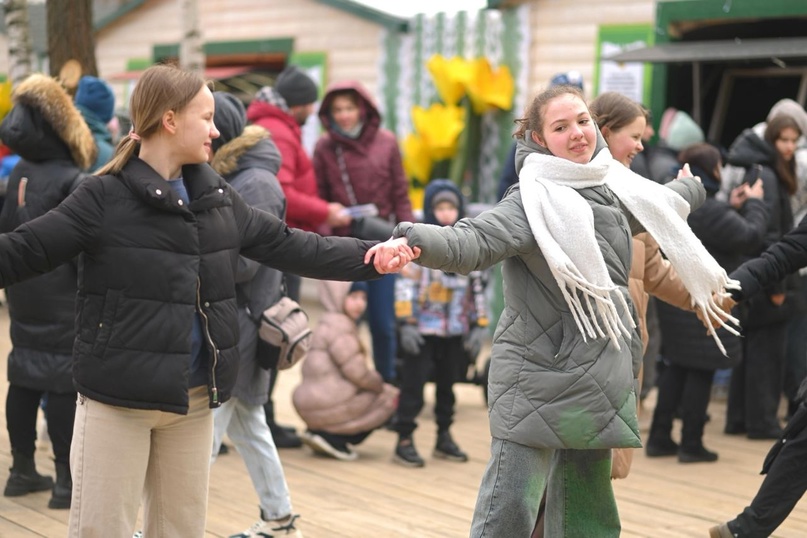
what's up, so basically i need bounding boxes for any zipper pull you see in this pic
[212,387,218,405]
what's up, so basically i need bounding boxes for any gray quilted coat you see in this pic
[394,135,704,450]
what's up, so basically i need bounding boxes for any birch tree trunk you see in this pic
[3,0,33,86]
[179,0,204,74]
[46,0,98,77]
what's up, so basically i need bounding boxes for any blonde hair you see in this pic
[96,65,209,175]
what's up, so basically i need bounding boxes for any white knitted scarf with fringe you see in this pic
[519,148,740,354]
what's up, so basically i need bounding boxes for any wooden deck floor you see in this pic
[0,282,806,537]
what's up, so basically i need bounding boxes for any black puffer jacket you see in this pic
[732,213,807,301]
[656,174,770,370]
[0,157,380,414]
[0,74,96,393]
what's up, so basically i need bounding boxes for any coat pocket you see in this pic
[552,313,577,369]
[92,289,121,357]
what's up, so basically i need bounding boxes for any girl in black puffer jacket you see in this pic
[650,143,769,463]
[0,65,412,538]
[0,74,96,509]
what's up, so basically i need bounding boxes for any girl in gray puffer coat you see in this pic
[369,85,738,537]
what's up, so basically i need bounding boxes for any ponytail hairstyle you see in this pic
[96,65,209,175]
[514,85,586,140]
[764,114,801,196]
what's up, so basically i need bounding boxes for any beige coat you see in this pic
[628,233,693,352]
[292,281,398,435]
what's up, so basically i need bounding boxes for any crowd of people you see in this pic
[0,61,805,538]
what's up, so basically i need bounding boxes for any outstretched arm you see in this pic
[730,214,807,301]
[0,179,101,288]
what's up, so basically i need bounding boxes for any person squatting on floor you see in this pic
[294,280,399,461]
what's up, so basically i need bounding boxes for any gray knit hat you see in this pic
[768,98,807,136]
[431,189,461,209]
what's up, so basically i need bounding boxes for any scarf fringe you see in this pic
[554,265,635,349]
[520,149,742,356]
[694,281,742,356]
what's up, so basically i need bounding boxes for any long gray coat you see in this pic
[395,140,704,450]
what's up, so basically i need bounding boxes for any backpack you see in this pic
[257,297,312,370]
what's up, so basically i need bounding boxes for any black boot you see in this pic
[48,461,72,509]
[3,452,53,497]
[646,409,678,457]
[434,431,468,462]
[269,422,303,449]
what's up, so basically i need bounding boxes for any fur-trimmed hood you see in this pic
[211,125,281,178]
[0,74,97,169]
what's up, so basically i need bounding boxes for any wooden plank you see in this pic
[1,282,806,537]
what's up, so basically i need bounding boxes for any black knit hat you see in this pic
[212,92,246,153]
[275,66,318,107]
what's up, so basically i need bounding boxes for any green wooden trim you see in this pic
[435,12,445,55]
[593,24,655,105]
[474,11,486,57]
[413,15,424,107]
[126,58,151,71]
[94,0,145,31]
[288,51,328,95]
[456,11,468,57]
[153,43,179,62]
[657,0,807,39]
[153,38,294,62]
[313,0,409,32]
[381,30,402,132]
[204,38,294,56]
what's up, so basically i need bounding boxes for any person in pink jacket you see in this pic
[313,81,415,382]
[294,281,399,460]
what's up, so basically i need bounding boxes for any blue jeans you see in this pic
[211,398,292,520]
[366,274,397,382]
[470,438,620,538]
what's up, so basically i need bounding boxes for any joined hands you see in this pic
[365,237,421,274]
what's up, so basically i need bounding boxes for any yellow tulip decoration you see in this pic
[427,54,472,106]
[402,54,514,206]
[0,79,12,123]
[466,58,515,115]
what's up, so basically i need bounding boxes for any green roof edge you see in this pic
[94,0,146,31]
[313,0,409,32]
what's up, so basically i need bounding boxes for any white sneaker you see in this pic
[300,431,358,461]
[229,514,302,537]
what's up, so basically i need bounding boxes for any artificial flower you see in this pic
[412,103,465,161]
[426,55,472,106]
